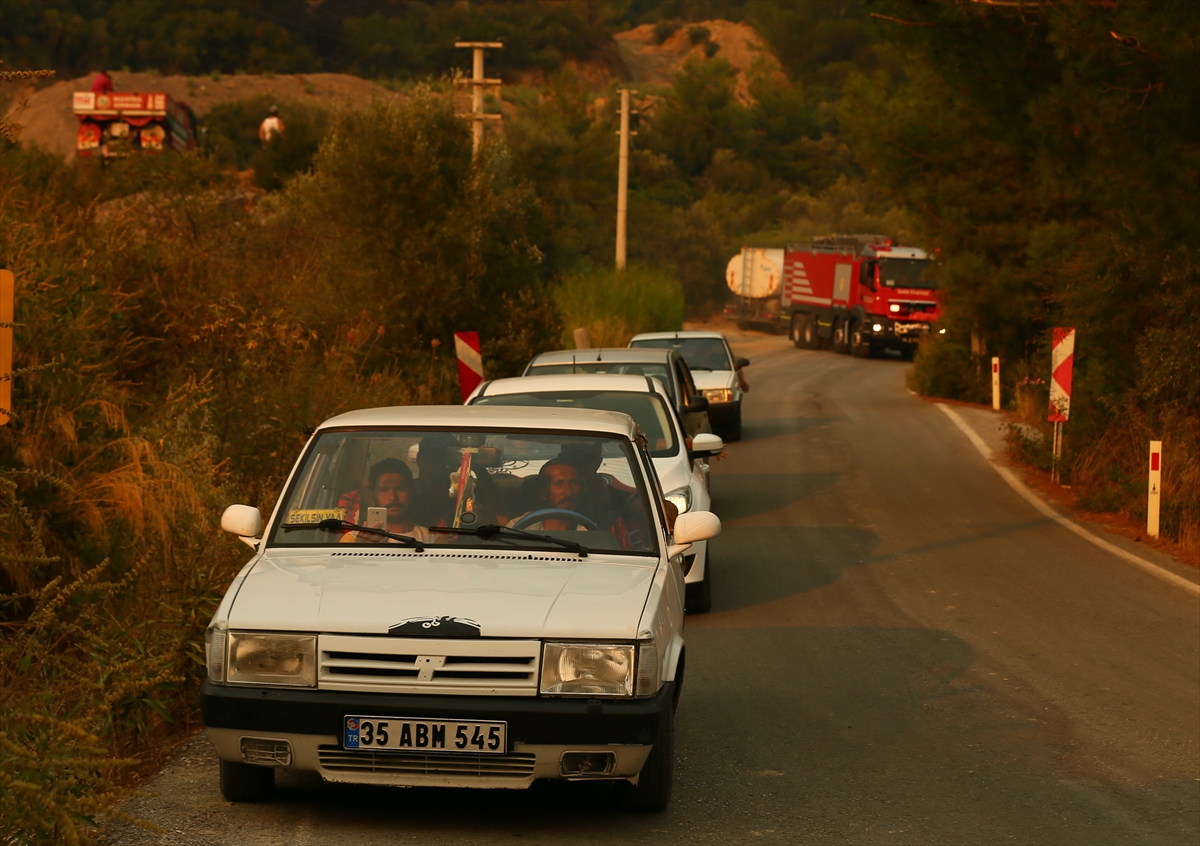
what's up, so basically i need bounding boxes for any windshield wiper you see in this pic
[280,518,426,551]
[429,524,587,558]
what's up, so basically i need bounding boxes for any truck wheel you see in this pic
[832,319,849,354]
[685,551,712,614]
[619,701,674,811]
[849,322,871,358]
[803,317,821,350]
[219,758,275,802]
[790,315,804,348]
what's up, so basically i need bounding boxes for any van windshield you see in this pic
[270,428,658,555]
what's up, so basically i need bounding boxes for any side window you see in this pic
[677,360,698,400]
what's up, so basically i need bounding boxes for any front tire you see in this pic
[619,699,674,811]
[219,758,275,802]
[790,314,805,349]
[832,318,849,354]
[849,321,871,358]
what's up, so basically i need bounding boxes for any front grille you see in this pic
[319,635,540,695]
[318,746,536,778]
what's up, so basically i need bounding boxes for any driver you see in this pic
[510,457,588,532]
[338,458,431,543]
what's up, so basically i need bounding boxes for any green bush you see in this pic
[200,96,329,189]
[554,264,684,349]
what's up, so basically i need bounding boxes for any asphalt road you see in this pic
[106,333,1200,845]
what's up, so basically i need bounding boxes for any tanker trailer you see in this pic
[724,247,785,332]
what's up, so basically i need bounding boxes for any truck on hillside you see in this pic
[72,91,196,158]
[726,235,941,359]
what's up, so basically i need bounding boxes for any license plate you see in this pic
[343,716,507,754]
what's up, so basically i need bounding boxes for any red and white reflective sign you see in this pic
[454,331,483,403]
[1147,440,1162,538]
[1047,327,1075,422]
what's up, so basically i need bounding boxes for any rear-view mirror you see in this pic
[221,504,262,539]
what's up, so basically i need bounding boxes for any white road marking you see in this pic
[936,403,1200,597]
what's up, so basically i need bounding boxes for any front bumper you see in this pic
[862,318,932,347]
[201,680,672,788]
[705,400,740,426]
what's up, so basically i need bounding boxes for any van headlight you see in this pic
[226,632,317,687]
[702,388,733,404]
[665,486,692,514]
[541,643,634,697]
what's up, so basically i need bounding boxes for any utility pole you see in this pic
[454,42,502,155]
[615,88,634,270]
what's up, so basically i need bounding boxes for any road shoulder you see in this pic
[934,401,1200,595]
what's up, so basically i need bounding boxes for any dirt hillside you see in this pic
[614,20,784,103]
[6,71,401,160]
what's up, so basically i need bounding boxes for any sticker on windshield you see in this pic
[285,508,346,524]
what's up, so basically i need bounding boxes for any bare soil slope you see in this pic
[614,20,783,103]
[6,72,401,160]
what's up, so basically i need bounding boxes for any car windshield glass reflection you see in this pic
[527,363,675,401]
[630,338,731,371]
[271,428,658,555]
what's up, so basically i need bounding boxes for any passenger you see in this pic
[91,69,114,95]
[338,458,431,543]
[413,434,458,526]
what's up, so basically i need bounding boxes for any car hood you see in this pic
[227,548,657,640]
[652,454,692,496]
[691,370,735,390]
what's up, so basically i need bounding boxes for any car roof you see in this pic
[630,330,727,342]
[479,373,670,400]
[317,404,640,439]
[527,348,678,366]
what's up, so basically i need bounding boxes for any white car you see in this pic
[629,331,750,441]
[466,374,724,613]
[205,405,720,811]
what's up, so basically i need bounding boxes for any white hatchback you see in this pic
[207,405,720,811]
[467,374,724,613]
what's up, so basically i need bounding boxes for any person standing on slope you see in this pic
[258,105,284,144]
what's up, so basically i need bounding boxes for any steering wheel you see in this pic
[513,509,601,532]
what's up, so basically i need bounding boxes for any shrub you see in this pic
[554,264,684,349]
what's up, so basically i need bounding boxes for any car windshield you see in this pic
[878,257,937,290]
[629,338,731,371]
[473,392,678,457]
[527,362,675,402]
[269,428,658,555]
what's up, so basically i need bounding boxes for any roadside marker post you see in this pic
[0,269,13,426]
[1147,440,1162,538]
[453,331,483,403]
[1047,328,1075,483]
[991,357,1000,411]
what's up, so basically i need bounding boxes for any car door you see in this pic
[675,356,711,437]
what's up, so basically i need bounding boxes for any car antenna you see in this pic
[572,354,576,373]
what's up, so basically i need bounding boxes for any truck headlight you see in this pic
[702,388,733,404]
[541,643,634,697]
[226,632,317,687]
[665,486,691,514]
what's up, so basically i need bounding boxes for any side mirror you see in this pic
[688,432,724,459]
[673,511,721,545]
[221,504,262,539]
[686,394,709,413]
[735,357,750,369]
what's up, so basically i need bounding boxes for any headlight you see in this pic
[889,303,901,313]
[702,388,733,404]
[872,323,883,332]
[206,626,227,683]
[665,486,691,514]
[541,643,634,697]
[226,632,317,687]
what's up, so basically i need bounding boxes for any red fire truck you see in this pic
[727,235,941,358]
[72,91,196,157]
